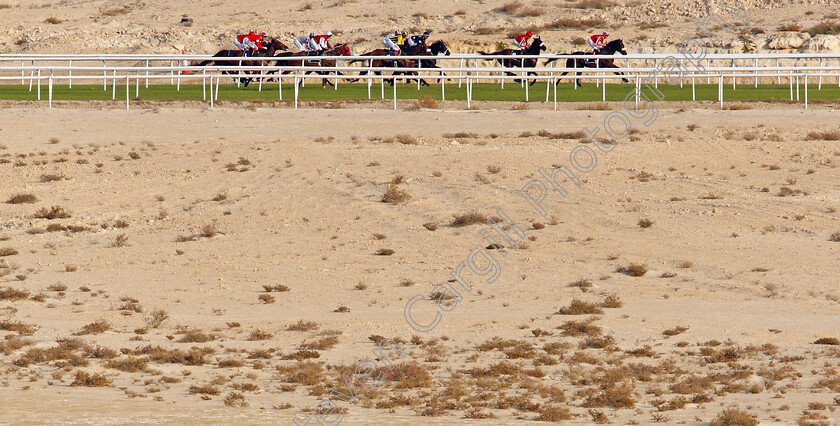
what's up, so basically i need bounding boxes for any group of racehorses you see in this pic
[197,36,629,88]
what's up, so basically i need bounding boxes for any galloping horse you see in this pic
[546,39,630,87]
[478,37,547,86]
[196,39,288,87]
[272,44,355,87]
[349,48,424,87]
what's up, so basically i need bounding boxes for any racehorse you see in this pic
[272,44,356,87]
[478,37,547,86]
[349,48,425,87]
[546,39,630,87]
[196,39,288,87]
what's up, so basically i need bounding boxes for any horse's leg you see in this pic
[602,61,629,83]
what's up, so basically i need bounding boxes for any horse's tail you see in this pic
[477,51,491,56]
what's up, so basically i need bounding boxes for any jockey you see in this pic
[234,31,264,55]
[588,31,609,54]
[512,31,532,53]
[311,31,333,54]
[405,31,430,49]
[294,33,319,53]
[382,30,404,56]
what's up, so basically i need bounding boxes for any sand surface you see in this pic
[0,104,839,424]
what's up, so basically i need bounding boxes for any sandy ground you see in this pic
[0,104,838,424]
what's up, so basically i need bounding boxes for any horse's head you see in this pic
[271,39,289,51]
[431,40,450,56]
[607,39,627,55]
[335,44,351,56]
[530,37,547,53]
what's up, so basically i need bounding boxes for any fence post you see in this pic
[37,69,41,100]
[112,70,117,100]
[458,58,464,88]
[818,58,822,90]
[553,76,557,111]
[279,76,283,100]
[691,75,696,101]
[718,75,722,109]
[294,75,299,109]
[367,59,372,99]
[754,58,758,88]
[48,75,52,108]
[573,59,577,90]
[103,60,107,90]
[209,76,214,108]
[789,71,793,100]
[68,60,72,89]
[146,60,150,88]
[21,61,24,85]
[136,70,140,98]
[441,73,445,101]
[796,75,800,101]
[466,75,470,109]
[126,76,130,110]
[805,74,808,109]
[393,76,397,110]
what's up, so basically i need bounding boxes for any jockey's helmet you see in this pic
[260,32,267,38]
[248,31,256,36]
[603,30,610,37]
[423,31,430,37]
[325,31,333,37]
[395,30,402,35]
[525,31,533,37]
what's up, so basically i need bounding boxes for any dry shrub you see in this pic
[385,362,432,388]
[414,96,439,109]
[135,345,211,365]
[395,134,418,145]
[0,248,18,257]
[382,177,410,204]
[725,103,752,110]
[0,287,29,301]
[600,294,622,308]
[451,212,488,227]
[6,193,37,204]
[578,102,612,111]
[617,263,647,277]
[71,371,111,387]
[176,329,215,343]
[0,320,37,335]
[144,309,168,328]
[559,318,601,337]
[74,320,111,335]
[551,17,605,29]
[224,392,248,407]
[807,130,840,141]
[778,23,801,31]
[573,0,615,9]
[537,405,572,421]
[40,174,66,183]
[188,384,221,395]
[671,375,713,394]
[218,358,244,368]
[423,222,437,231]
[808,20,840,36]
[814,337,840,345]
[106,356,149,372]
[709,408,758,426]
[34,205,70,219]
[280,361,325,385]
[557,299,603,315]
[583,383,636,408]
[375,248,394,256]
[258,294,275,304]
[299,336,339,350]
[638,218,654,228]
[248,329,273,341]
[287,320,318,332]
[662,326,689,337]
[569,278,592,292]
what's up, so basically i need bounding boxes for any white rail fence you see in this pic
[1,53,839,110]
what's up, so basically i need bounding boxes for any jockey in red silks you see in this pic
[588,31,609,54]
[234,31,266,55]
[512,31,533,53]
